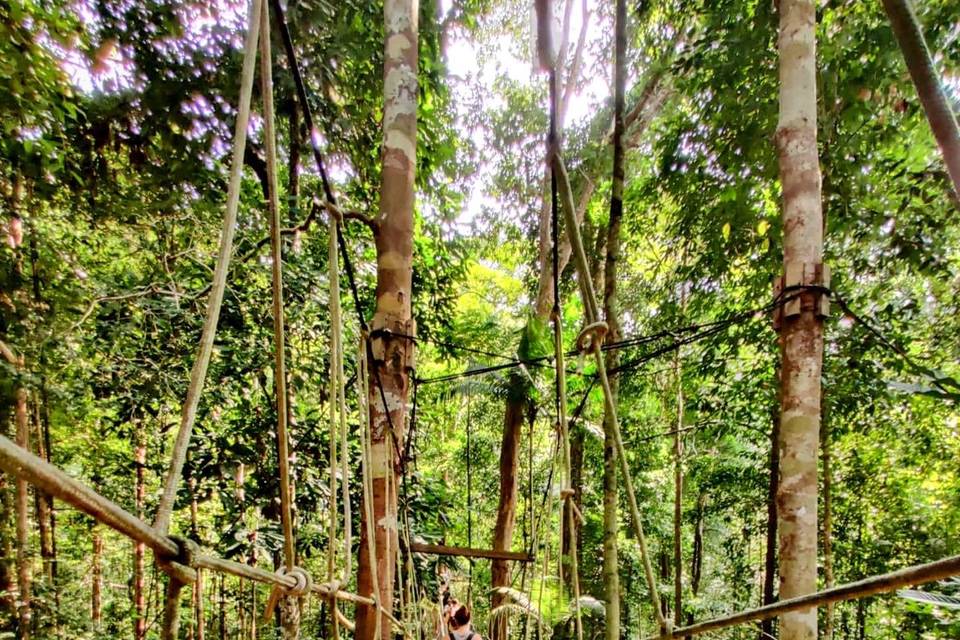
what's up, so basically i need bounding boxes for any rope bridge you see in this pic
[3,0,959,639]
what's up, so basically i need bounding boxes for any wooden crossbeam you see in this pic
[408,542,532,563]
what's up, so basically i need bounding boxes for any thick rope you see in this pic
[156,0,263,636]
[552,153,668,632]
[327,206,342,635]
[260,0,296,574]
[259,6,307,638]
[153,0,263,537]
[358,336,384,640]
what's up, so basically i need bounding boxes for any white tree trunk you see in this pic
[775,2,824,640]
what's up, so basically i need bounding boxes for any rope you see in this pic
[153,0,263,536]
[155,0,263,636]
[552,152,669,633]
[259,0,296,575]
[546,30,583,639]
[260,6,308,637]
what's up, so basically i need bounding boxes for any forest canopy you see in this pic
[1,0,959,639]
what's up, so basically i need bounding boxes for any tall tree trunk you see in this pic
[672,358,683,629]
[822,413,835,640]
[601,1,627,638]
[30,402,51,586]
[760,402,780,640]
[0,398,15,618]
[775,2,825,640]
[490,394,524,640]
[134,428,147,640]
[881,0,960,198]
[356,2,417,639]
[92,525,103,628]
[14,384,31,640]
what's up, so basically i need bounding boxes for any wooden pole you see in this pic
[653,554,960,639]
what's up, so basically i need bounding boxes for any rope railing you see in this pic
[0,433,377,609]
[649,553,960,639]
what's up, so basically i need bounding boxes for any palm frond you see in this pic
[898,589,960,610]
[557,595,606,623]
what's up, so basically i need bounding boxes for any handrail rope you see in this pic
[153,0,263,538]
[548,60,584,640]
[552,152,669,633]
[0,434,370,605]
[155,0,263,636]
[260,0,296,574]
[648,554,960,639]
[413,294,801,386]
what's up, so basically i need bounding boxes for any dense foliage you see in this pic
[1,0,958,639]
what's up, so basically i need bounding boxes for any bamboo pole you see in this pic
[650,554,960,639]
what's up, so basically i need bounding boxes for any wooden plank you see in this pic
[408,542,532,563]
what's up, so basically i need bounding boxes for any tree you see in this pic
[355,1,418,638]
[774,1,825,639]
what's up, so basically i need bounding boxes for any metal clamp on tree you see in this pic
[772,261,831,331]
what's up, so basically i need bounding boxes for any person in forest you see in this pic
[445,602,481,640]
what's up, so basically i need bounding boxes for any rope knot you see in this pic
[576,321,609,353]
[282,566,314,596]
[262,566,313,623]
[157,536,201,585]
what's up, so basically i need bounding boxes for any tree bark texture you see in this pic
[14,385,31,640]
[490,396,524,640]
[356,2,417,639]
[775,2,825,640]
[134,434,146,640]
[881,0,960,198]
[601,0,627,637]
[760,402,780,640]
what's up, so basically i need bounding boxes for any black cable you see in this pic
[385,331,520,363]
[271,0,407,476]
[833,292,959,398]
[415,294,800,385]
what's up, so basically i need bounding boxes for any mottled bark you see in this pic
[490,395,524,640]
[134,432,146,640]
[14,385,31,639]
[356,2,417,639]
[775,2,824,640]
